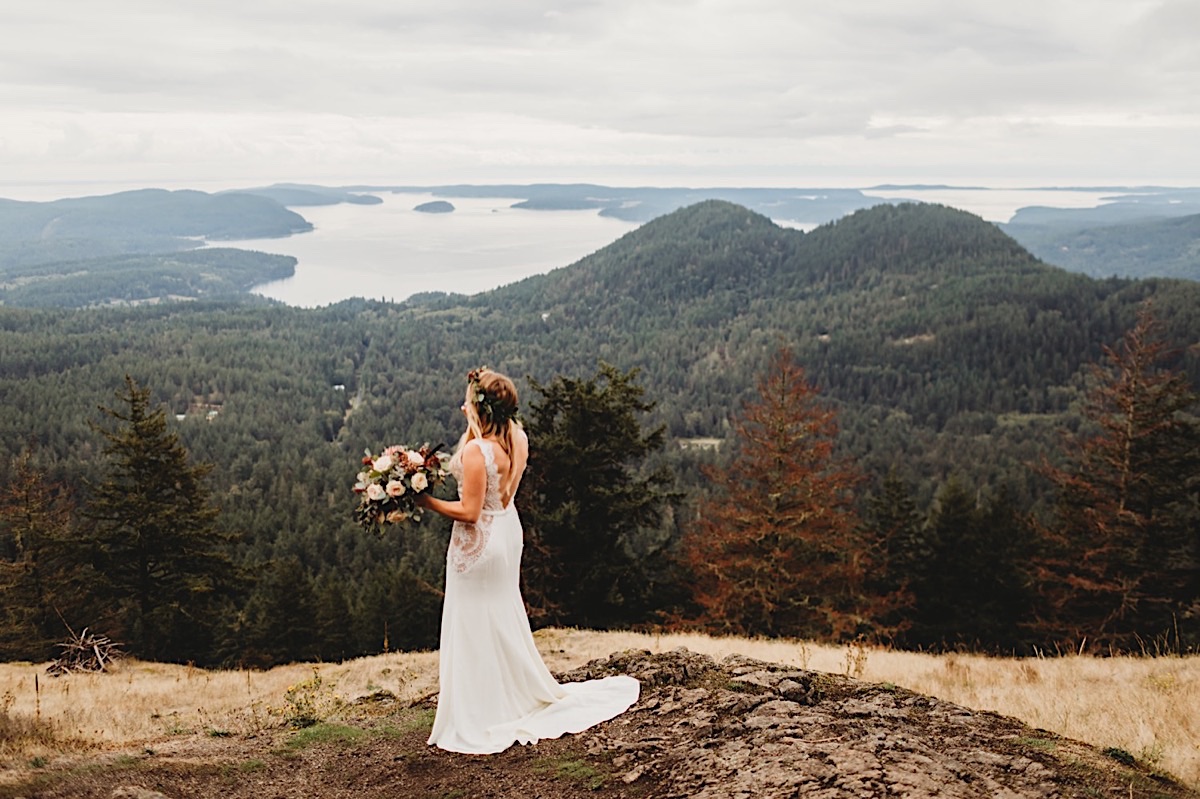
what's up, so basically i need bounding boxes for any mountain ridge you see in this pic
[484,200,1057,312]
[394,198,1199,502]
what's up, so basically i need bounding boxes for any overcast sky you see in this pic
[3,0,1198,193]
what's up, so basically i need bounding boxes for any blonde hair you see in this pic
[450,368,521,471]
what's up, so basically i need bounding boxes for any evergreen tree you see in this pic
[84,375,233,662]
[976,487,1038,651]
[521,363,678,629]
[353,562,442,653]
[0,450,78,660]
[909,479,1035,651]
[1033,305,1200,652]
[234,556,319,667]
[678,348,896,640]
[862,469,922,641]
[313,572,356,662]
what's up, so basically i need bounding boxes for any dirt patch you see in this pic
[3,649,1197,799]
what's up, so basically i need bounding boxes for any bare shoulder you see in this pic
[462,441,486,467]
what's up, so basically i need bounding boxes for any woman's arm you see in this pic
[415,442,486,523]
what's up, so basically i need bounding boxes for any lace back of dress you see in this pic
[448,439,502,574]
[477,440,502,511]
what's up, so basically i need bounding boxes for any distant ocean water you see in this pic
[229,193,641,307]
[0,181,1127,308]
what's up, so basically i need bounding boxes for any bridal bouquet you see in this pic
[353,443,450,532]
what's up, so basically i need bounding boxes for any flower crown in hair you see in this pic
[467,366,520,426]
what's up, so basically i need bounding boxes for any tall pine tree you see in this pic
[85,375,233,663]
[679,348,898,641]
[1033,305,1200,652]
[862,469,923,642]
[521,363,678,629]
[0,449,78,660]
[906,479,1035,651]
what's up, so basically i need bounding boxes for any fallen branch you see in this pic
[46,627,123,675]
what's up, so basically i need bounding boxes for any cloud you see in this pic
[1,0,1197,189]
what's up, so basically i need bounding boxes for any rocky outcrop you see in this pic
[561,648,1193,799]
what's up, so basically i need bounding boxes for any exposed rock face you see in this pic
[560,648,1190,799]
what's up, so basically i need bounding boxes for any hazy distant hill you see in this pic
[1006,188,1200,227]
[1005,212,1200,281]
[997,188,1200,281]
[227,183,384,207]
[0,189,310,247]
[0,189,311,306]
[352,182,898,225]
[0,248,295,308]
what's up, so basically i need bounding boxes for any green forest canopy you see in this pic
[2,199,1198,663]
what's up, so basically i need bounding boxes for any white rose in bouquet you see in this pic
[411,472,429,492]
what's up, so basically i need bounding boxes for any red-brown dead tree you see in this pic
[1032,304,1200,652]
[678,347,901,641]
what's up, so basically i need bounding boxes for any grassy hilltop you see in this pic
[1,629,1198,796]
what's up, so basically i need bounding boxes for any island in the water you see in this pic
[414,200,455,213]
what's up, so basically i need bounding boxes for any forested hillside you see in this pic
[1000,187,1200,281]
[0,189,312,307]
[469,201,1198,505]
[2,200,1198,665]
[0,248,296,307]
[1006,212,1200,280]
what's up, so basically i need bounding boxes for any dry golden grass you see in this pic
[2,629,1197,788]
[0,649,440,760]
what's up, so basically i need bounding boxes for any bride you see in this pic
[416,367,639,754]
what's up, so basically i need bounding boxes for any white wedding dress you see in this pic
[427,438,640,754]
